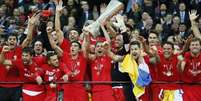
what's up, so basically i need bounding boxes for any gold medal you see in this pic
[95,64,103,76]
[97,71,100,76]
[166,71,172,76]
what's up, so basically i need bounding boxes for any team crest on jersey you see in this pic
[13,55,17,60]
[71,62,80,77]
[24,68,34,77]
[189,62,201,76]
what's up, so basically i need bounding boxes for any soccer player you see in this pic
[32,40,46,66]
[126,41,151,101]
[154,42,183,101]
[181,38,201,101]
[41,51,69,101]
[141,31,162,101]
[111,34,135,101]
[62,40,88,101]
[87,38,124,101]
[1,47,45,101]
[47,0,70,54]
[0,12,40,101]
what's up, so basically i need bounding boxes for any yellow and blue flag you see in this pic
[120,54,152,98]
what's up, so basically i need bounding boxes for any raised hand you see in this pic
[138,55,144,64]
[115,14,124,23]
[28,11,40,25]
[55,0,65,13]
[1,46,10,54]
[138,36,146,43]
[184,34,193,43]
[50,83,57,88]
[36,76,43,85]
[62,74,68,82]
[100,3,106,14]
[189,10,199,21]
[189,69,201,77]
[103,41,111,50]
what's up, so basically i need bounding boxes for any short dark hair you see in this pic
[6,33,18,41]
[162,41,174,49]
[149,30,159,37]
[23,47,33,56]
[46,51,57,61]
[71,41,81,49]
[33,39,43,47]
[130,41,141,48]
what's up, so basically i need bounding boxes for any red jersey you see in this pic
[156,46,163,54]
[182,52,201,83]
[12,60,45,91]
[156,53,180,90]
[144,46,163,101]
[33,55,46,67]
[62,52,87,87]
[59,52,77,74]
[144,55,158,81]
[62,52,88,101]
[65,52,87,81]
[60,38,70,53]
[144,46,163,81]
[0,46,22,87]
[90,55,113,92]
[182,52,201,101]
[59,52,68,64]
[41,63,67,91]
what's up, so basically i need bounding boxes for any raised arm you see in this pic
[107,50,124,62]
[104,41,124,62]
[101,23,124,62]
[138,36,152,55]
[189,10,201,39]
[82,31,90,58]
[106,21,117,39]
[0,46,17,70]
[47,31,64,57]
[181,34,193,54]
[149,46,160,64]
[21,12,40,48]
[0,46,10,64]
[81,30,96,60]
[101,24,111,43]
[54,0,65,44]
[176,54,185,73]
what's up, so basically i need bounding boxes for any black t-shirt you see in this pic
[111,46,131,86]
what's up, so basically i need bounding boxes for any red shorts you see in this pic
[92,89,115,101]
[112,87,126,101]
[45,91,57,101]
[150,84,160,101]
[63,87,88,101]
[23,92,45,101]
[183,85,201,101]
[139,87,151,101]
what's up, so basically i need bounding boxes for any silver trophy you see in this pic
[84,0,124,37]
